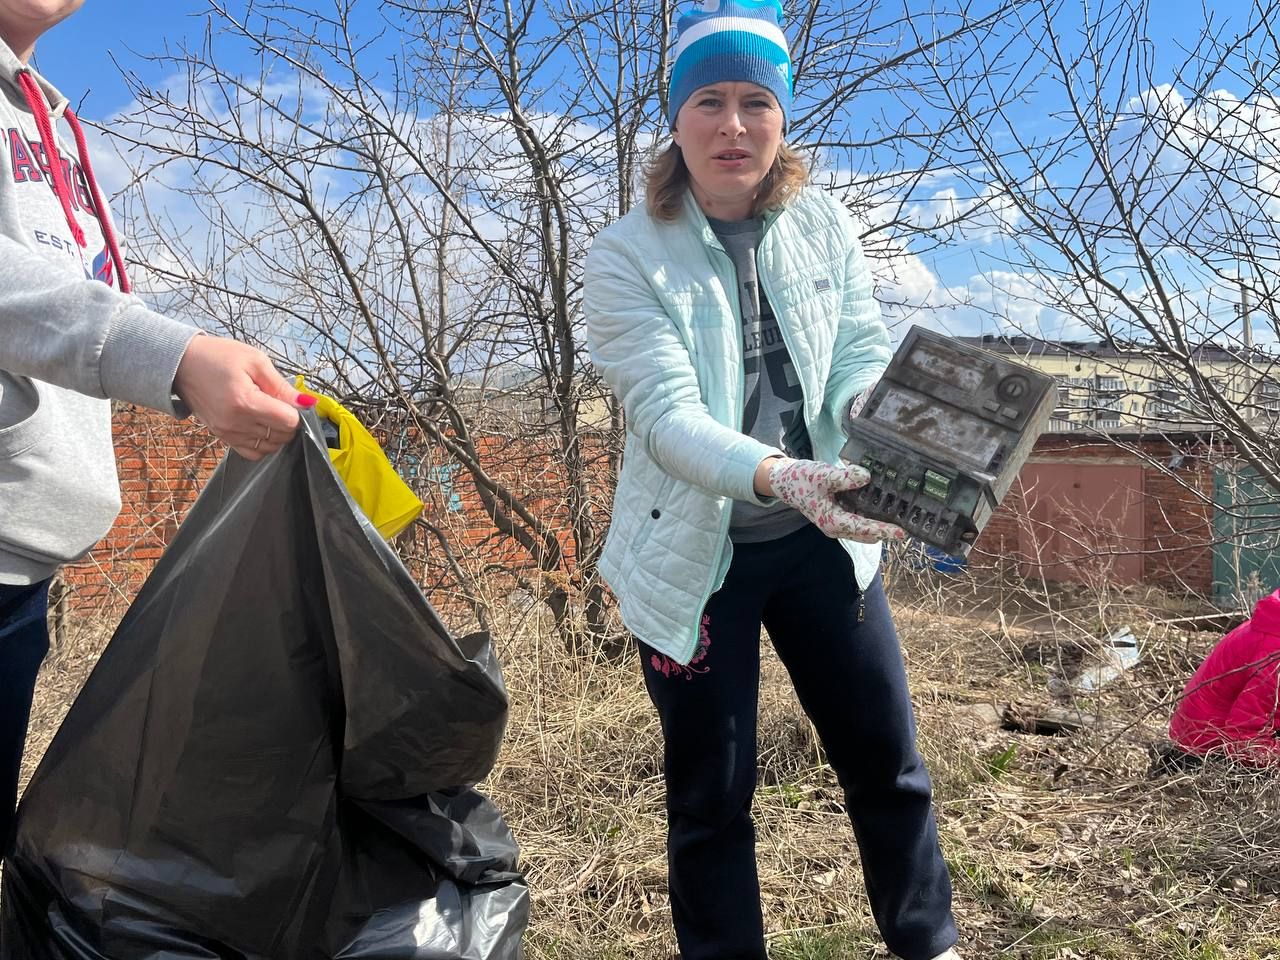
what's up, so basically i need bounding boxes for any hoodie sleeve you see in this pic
[0,234,199,415]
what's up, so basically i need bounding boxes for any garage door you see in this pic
[1016,463,1146,585]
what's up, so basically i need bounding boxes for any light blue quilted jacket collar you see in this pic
[680,190,785,252]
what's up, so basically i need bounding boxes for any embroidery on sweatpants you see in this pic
[651,614,712,679]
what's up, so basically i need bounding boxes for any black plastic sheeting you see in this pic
[1,416,528,959]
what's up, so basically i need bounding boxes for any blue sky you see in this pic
[33,4,208,115]
[34,2,1242,124]
[27,1,1273,347]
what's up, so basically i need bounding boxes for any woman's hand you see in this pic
[764,457,906,544]
[173,336,314,461]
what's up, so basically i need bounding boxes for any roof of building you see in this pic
[955,334,1259,364]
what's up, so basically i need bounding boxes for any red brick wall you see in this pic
[61,405,221,612]
[63,407,614,616]
[422,432,610,568]
[1141,451,1215,593]
[67,411,1222,612]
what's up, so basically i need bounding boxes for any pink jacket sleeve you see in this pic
[1170,591,1280,764]
[1219,639,1280,763]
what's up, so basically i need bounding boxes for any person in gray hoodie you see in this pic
[0,0,316,856]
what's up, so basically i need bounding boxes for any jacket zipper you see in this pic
[758,211,872,605]
[685,224,748,664]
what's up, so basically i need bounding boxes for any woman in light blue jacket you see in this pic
[582,3,960,959]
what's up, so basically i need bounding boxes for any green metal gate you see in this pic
[1213,464,1280,606]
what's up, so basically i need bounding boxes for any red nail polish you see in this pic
[298,394,317,408]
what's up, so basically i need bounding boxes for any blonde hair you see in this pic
[644,140,810,223]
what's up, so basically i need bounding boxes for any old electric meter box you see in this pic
[837,326,1055,556]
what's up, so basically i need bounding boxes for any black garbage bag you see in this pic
[1,417,527,959]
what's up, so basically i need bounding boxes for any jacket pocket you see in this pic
[629,473,675,555]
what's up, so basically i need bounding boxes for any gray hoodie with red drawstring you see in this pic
[0,38,199,585]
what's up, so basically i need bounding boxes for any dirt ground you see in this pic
[18,566,1280,959]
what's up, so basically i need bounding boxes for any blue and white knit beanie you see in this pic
[667,0,793,130]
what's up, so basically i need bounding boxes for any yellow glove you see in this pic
[295,376,424,539]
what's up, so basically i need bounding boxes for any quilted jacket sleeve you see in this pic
[821,203,892,427]
[1169,624,1252,752]
[584,229,779,506]
[1219,633,1280,761]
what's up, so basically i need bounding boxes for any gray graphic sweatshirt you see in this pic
[0,38,198,584]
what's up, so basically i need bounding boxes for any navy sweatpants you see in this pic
[0,579,51,857]
[640,523,956,960]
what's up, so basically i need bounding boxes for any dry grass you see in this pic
[21,565,1280,960]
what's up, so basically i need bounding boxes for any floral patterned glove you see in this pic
[768,458,907,544]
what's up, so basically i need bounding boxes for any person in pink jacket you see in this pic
[1169,589,1280,765]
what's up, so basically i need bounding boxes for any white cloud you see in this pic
[859,80,1280,352]
[92,52,1279,370]
[904,182,1022,243]
[1064,84,1280,271]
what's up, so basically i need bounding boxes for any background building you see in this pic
[957,335,1280,433]
[960,335,1280,607]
